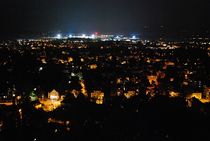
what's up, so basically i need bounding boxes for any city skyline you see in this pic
[0,0,210,38]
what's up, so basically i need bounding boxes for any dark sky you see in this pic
[0,0,209,38]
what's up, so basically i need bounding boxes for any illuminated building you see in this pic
[48,89,60,101]
[91,91,104,104]
[189,93,202,100]
[165,61,175,66]
[89,64,97,69]
[68,57,74,63]
[38,89,62,112]
[124,91,136,99]
[169,91,180,98]
[0,101,13,106]
[34,103,42,109]
[80,81,88,97]
[186,92,210,107]
[147,75,158,85]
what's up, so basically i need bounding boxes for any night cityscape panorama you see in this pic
[0,0,210,141]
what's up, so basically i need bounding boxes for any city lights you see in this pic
[132,35,136,39]
[82,34,86,38]
[0,0,209,140]
[68,34,72,38]
[0,32,210,140]
[56,34,62,39]
[91,34,95,39]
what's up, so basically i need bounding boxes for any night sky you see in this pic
[0,0,209,38]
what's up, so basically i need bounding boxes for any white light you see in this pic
[91,34,95,39]
[56,34,61,39]
[82,34,86,38]
[71,73,76,76]
[55,129,58,133]
[69,34,72,38]
[132,35,136,39]
[50,95,59,100]
[39,67,43,71]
